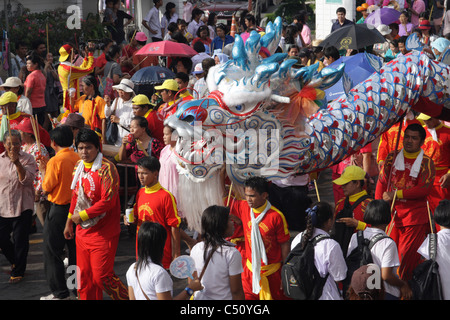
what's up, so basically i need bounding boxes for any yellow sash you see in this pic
[246,259,281,300]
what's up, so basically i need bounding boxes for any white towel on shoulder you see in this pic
[71,153,104,190]
[393,148,424,178]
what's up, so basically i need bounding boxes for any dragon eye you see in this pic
[235,105,243,111]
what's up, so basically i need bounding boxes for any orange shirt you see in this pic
[42,148,80,205]
[73,95,106,130]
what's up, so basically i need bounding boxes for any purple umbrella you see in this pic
[365,8,401,27]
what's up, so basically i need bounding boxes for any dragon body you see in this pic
[164,17,450,232]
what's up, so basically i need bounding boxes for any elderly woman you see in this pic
[64,128,128,300]
[0,130,36,283]
[104,79,136,147]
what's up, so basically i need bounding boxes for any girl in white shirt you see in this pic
[347,199,412,300]
[290,202,347,300]
[190,205,245,300]
[418,199,450,300]
[126,221,202,300]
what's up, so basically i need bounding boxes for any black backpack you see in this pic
[282,234,330,300]
[409,233,443,300]
[342,230,390,294]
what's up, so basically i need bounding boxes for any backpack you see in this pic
[408,233,443,300]
[282,234,330,300]
[342,230,389,294]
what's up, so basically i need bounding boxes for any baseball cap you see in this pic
[417,113,431,121]
[333,165,366,185]
[154,79,179,92]
[0,77,23,88]
[0,92,18,106]
[59,44,73,62]
[132,94,151,106]
[192,63,204,75]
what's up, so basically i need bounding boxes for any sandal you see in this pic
[9,276,23,284]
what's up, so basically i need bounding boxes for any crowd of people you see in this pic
[0,0,450,302]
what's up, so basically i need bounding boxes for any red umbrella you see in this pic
[135,41,197,57]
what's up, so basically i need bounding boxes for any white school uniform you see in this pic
[126,260,173,300]
[417,228,450,300]
[291,228,347,300]
[190,241,243,300]
[347,227,401,298]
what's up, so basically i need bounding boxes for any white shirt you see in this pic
[104,96,134,147]
[144,7,162,39]
[190,241,243,300]
[291,228,347,300]
[187,19,204,39]
[126,261,173,300]
[417,229,450,300]
[272,174,309,188]
[347,227,401,297]
[17,95,33,115]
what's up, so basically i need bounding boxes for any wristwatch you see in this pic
[185,287,194,296]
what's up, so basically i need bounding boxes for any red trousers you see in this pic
[76,234,128,300]
[389,223,430,281]
[242,263,289,300]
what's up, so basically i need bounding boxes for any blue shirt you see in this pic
[211,35,235,52]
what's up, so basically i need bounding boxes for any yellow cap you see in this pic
[132,94,151,105]
[0,92,18,106]
[154,79,179,92]
[333,165,366,185]
[417,113,431,121]
[59,44,73,62]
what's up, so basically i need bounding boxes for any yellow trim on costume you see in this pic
[403,149,421,159]
[246,259,281,300]
[356,220,367,231]
[68,212,73,219]
[349,190,368,203]
[144,182,162,194]
[83,161,93,168]
[253,201,268,213]
[229,237,245,244]
[79,210,89,221]
[8,112,21,120]
[396,189,404,199]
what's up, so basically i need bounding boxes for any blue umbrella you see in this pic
[131,66,175,97]
[324,52,382,102]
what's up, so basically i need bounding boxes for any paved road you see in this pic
[0,168,334,300]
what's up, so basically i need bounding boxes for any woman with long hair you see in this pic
[161,2,179,37]
[290,202,347,300]
[126,221,202,300]
[189,205,245,300]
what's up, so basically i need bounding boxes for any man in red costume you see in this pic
[230,176,290,300]
[64,128,128,300]
[375,123,435,281]
[418,113,450,216]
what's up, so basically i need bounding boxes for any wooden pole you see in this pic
[314,179,321,202]
[226,181,234,207]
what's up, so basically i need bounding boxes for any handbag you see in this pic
[105,98,119,145]
[101,62,118,100]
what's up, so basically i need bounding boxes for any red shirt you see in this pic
[133,182,181,269]
[375,150,435,226]
[421,122,450,182]
[144,109,165,143]
[69,158,121,240]
[24,69,46,109]
[231,200,290,265]
[334,190,372,222]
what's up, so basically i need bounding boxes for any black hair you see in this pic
[405,123,426,141]
[171,31,189,44]
[164,2,176,22]
[177,18,187,26]
[201,205,233,261]
[106,44,121,61]
[82,74,101,98]
[137,156,161,172]
[400,10,409,21]
[31,39,45,51]
[336,7,346,15]
[26,52,44,69]
[75,128,101,149]
[245,14,256,25]
[175,72,189,83]
[49,125,74,148]
[397,35,408,44]
[15,41,28,51]
[323,46,340,60]
[136,221,167,270]
[193,40,206,53]
[174,57,193,73]
[216,23,228,33]
[197,25,210,37]
[244,176,269,195]
[167,22,178,33]
[131,116,153,137]
[363,200,391,226]
[202,58,216,77]
[301,201,334,250]
[434,199,450,228]
[285,25,299,45]
[207,12,217,26]
[389,23,399,31]
[191,8,204,20]
[100,38,114,51]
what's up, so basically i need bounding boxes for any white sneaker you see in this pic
[40,293,70,300]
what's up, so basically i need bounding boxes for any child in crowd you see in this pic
[290,202,347,300]
[346,199,413,300]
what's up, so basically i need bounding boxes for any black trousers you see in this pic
[43,203,76,298]
[269,183,312,232]
[0,209,33,277]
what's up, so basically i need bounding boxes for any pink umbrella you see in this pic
[135,41,197,57]
[365,8,401,27]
